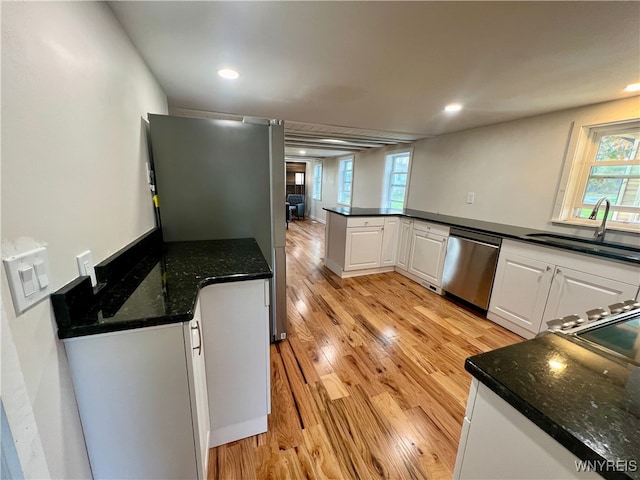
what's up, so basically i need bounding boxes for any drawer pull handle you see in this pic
[191,322,202,356]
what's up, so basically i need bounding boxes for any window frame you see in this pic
[554,118,640,233]
[337,156,354,206]
[312,161,322,201]
[382,148,412,210]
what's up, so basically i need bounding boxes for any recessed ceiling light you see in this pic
[321,138,348,144]
[218,68,239,80]
[299,150,306,155]
[444,103,463,113]
[625,83,640,92]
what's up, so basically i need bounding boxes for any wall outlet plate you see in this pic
[466,192,475,204]
[3,246,53,315]
[76,250,97,287]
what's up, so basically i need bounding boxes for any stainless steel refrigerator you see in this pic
[148,114,287,341]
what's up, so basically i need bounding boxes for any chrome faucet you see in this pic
[588,197,610,242]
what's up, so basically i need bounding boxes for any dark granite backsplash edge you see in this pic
[464,358,631,480]
[95,228,162,285]
[52,228,163,333]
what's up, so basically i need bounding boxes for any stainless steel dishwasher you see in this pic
[442,228,501,310]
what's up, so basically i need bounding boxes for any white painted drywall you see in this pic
[309,157,339,223]
[407,97,640,243]
[1,2,167,478]
[352,148,386,208]
[315,97,638,245]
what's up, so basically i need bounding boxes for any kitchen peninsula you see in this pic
[324,207,640,339]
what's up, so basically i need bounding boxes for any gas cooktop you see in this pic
[544,300,640,366]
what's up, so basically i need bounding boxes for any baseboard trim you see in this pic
[209,416,267,448]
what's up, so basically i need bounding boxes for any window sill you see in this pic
[551,218,640,235]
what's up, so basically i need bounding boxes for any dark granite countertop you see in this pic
[53,237,272,339]
[466,333,640,480]
[323,206,640,265]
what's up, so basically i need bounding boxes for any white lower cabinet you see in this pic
[454,379,601,480]
[542,266,638,324]
[397,219,414,270]
[199,279,270,447]
[345,226,384,270]
[408,230,447,286]
[489,252,554,335]
[406,221,449,290]
[488,239,640,338]
[380,217,400,267]
[64,307,210,480]
[325,214,397,275]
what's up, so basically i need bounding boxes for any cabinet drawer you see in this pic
[412,220,449,237]
[347,217,385,228]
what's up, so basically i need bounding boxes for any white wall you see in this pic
[314,97,638,244]
[1,3,167,478]
[407,97,640,243]
[309,157,339,223]
[352,148,386,208]
[309,149,387,222]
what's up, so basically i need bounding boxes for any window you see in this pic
[559,120,640,229]
[383,150,411,209]
[338,157,353,205]
[312,162,322,200]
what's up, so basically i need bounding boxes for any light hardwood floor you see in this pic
[208,219,522,479]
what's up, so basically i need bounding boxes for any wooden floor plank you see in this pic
[279,339,321,428]
[208,219,522,479]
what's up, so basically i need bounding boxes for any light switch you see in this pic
[3,246,53,315]
[33,259,49,288]
[19,266,36,297]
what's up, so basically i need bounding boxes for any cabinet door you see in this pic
[64,325,197,480]
[199,279,270,447]
[543,267,639,323]
[408,231,447,286]
[345,226,384,270]
[397,220,413,269]
[381,217,400,266]
[185,301,210,480]
[488,253,553,334]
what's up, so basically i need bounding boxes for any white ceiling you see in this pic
[109,1,640,158]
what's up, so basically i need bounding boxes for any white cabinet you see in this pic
[345,226,384,270]
[381,217,400,267]
[324,213,397,277]
[543,266,638,323]
[187,302,211,477]
[454,379,601,480]
[407,221,449,289]
[489,252,554,335]
[397,219,414,270]
[488,239,640,338]
[64,313,210,479]
[199,279,270,447]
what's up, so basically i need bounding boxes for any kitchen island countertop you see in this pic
[465,333,640,480]
[53,234,272,339]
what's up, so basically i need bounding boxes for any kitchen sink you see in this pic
[525,233,640,256]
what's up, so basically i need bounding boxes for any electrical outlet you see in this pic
[76,250,97,287]
[466,192,475,204]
